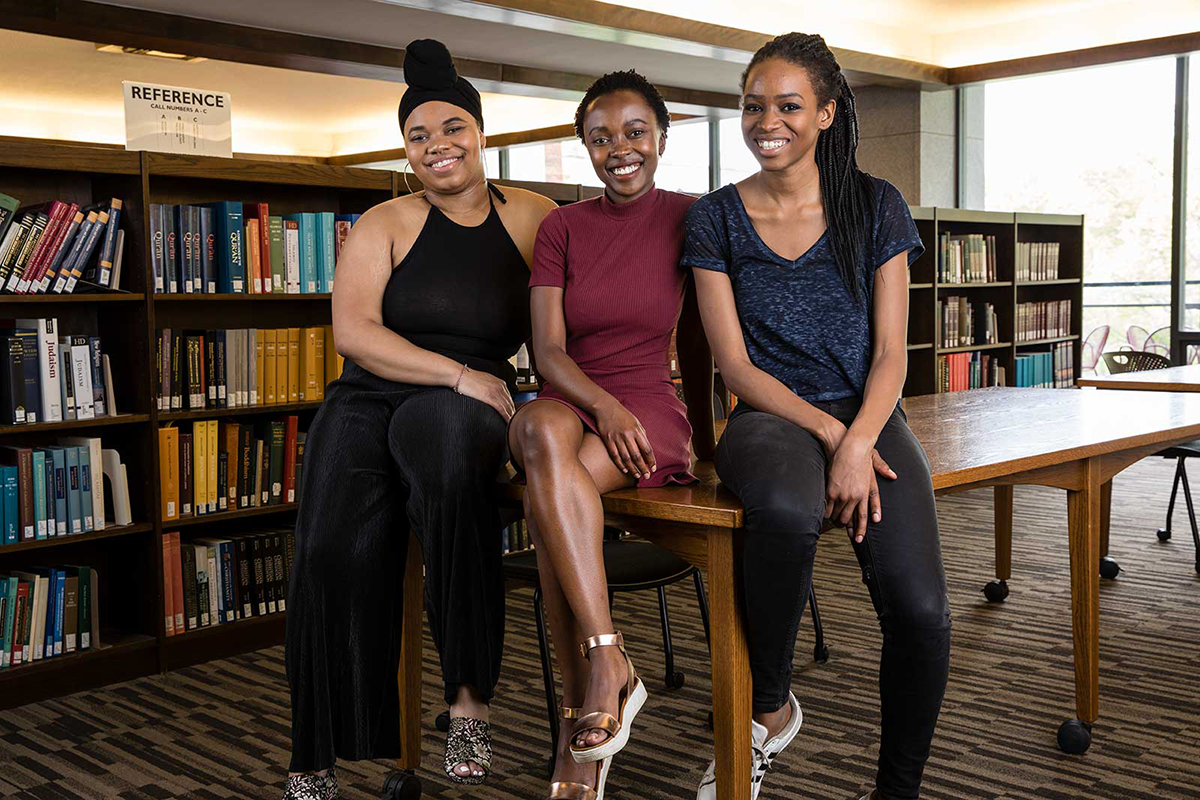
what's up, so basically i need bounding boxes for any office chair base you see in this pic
[666,671,686,689]
[1099,557,1121,580]
[381,770,422,799]
[983,580,1009,603]
[1156,527,1172,541]
[435,711,450,733]
[814,644,830,663]
[1056,719,1092,755]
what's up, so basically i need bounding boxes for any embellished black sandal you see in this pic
[444,716,492,785]
[282,766,337,800]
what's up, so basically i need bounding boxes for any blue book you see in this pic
[41,449,55,538]
[1,466,17,545]
[317,212,335,293]
[162,204,180,293]
[76,445,93,532]
[64,446,81,534]
[0,578,8,667]
[43,569,57,657]
[46,448,67,536]
[31,450,46,540]
[206,201,245,293]
[199,206,215,294]
[53,568,64,655]
[173,205,194,293]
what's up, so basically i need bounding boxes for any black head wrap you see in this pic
[398,39,484,132]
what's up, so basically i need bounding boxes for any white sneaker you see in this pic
[696,692,803,800]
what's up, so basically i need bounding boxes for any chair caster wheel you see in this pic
[983,580,1009,603]
[814,645,829,663]
[707,710,713,730]
[666,671,685,689]
[435,711,450,732]
[1099,557,1121,580]
[1157,527,1172,541]
[547,755,555,780]
[381,769,422,799]
[1057,719,1092,754]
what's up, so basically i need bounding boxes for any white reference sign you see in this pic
[123,81,232,158]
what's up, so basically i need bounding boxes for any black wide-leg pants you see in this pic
[286,361,509,772]
[715,397,951,800]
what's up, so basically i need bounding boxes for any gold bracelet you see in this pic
[453,363,468,393]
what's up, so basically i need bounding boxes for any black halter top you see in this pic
[381,185,531,388]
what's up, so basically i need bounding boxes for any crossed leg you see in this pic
[509,400,635,791]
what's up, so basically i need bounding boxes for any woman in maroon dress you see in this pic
[508,70,714,800]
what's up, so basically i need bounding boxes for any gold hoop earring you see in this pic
[402,160,418,195]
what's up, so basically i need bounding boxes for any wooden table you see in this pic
[392,387,1200,800]
[1077,363,1200,392]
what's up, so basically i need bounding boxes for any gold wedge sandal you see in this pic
[550,706,612,800]
[568,631,648,764]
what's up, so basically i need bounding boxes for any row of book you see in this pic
[1,439,132,545]
[1,319,115,425]
[1015,344,1074,388]
[937,351,1006,393]
[157,327,342,412]
[938,232,998,284]
[0,194,126,295]
[938,297,999,349]
[1016,242,1062,282]
[504,519,531,554]
[161,528,293,636]
[0,566,99,668]
[150,202,360,295]
[157,416,306,522]
[1016,300,1072,342]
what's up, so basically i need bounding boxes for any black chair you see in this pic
[502,531,827,774]
[1101,350,1200,574]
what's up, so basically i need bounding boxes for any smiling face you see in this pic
[403,100,486,193]
[740,58,834,173]
[580,89,665,203]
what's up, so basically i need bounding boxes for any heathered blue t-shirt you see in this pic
[682,176,923,402]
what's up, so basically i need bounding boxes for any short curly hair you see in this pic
[573,70,671,141]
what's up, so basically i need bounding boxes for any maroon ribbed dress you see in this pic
[528,186,697,488]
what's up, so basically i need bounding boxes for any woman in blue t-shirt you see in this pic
[683,32,950,800]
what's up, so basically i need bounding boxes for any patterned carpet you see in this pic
[1,457,1198,800]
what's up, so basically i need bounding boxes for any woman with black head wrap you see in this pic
[282,39,557,799]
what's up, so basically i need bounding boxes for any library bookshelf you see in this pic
[0,136,1082,708]
[0,137,580,709]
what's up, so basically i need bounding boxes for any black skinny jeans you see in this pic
[715,397,951,800]
[286,360,510,772]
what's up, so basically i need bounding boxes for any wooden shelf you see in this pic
[1017,278,1081,286]
[153,292,331,302]
[1017,334,1081,346]
[0,633,158,710]
[937,342,1012,354]
[936,281,1013,289]
[0,292,144,304]
[0,522,153,555]
[159,401,323,421]
[147,152,393,190]
[164,502,299,528]
[909,282,933,290]
[0,136,142,175]
[907,343,934,351]
[163,612,286,670]
[0,412,149,436]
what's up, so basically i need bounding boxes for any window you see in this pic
[719,115,760,186]
[507,139,601,186]
[656,119,710,194]
[984,59,1177,350]
[358,148,501,181]
[1185,57,1200,332]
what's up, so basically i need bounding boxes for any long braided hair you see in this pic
[742,33,875,303]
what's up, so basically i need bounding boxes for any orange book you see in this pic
[221,421,240,512]
[158,426,179,521]
[274,328,288,404]
[168,531,185,634]
[206,419,219,516]
[299,327,318,401]
[313,327,325,400]
[322,324,343,382]
[161,534,175,636]
[264,329,278,404]
[287,327,301,402]
[247,218,262,295]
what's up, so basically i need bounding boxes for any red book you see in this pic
[27,202,79,293]
[162,534,176,636]
[168,531,185,635]
[11,580,29,665]
[334,220,352,261]
[283,414,298,503]
[243,202,270,293]
[16,201,68,293]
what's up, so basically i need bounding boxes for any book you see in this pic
[69,336,95,420]
[162,531,175,636]
[0,336,25,424]
[0,193,18,243]
[150,204,165,292]
[193,542,212,628]
[159,426,179,521]
[207,201,245,293]
[284,415,298,503]
[181,539,199,631]
[168,531,184,633]
[95,198,122,287]
[0,447,35,541]
[59,437,103,531]
[14,318,63,422]
[199,206,216,293]
[1,465,18,545]
[64,445,83,533]
[283,219,300,293]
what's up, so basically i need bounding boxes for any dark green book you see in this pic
[268,421,285,505]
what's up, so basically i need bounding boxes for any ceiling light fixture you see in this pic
[95,44,206,62]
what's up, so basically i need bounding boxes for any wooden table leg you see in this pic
[1061,457,1101,754]
[707,525,752,800]
[397,530,423,771]
[985,485,1013,602]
